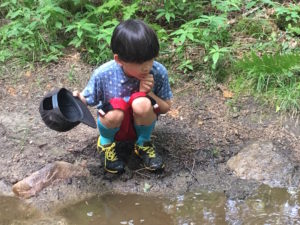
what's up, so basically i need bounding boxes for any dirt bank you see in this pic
[1,54,300,212]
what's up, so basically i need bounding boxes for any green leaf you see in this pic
[212,52,219,67]
[55,22,62,29]
[77,29,83,38]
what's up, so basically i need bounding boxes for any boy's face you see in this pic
[114,54,154,80]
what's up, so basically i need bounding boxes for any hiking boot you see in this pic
[134,141,164,171]
[97,137,125,174]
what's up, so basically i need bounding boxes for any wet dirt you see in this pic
[1,53,300,214]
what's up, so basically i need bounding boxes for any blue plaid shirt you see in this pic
[82,60,173,107]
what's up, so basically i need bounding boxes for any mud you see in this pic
[1,53,300,213]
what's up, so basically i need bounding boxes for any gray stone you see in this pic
[226,141,298,187]
[0,179,13,196]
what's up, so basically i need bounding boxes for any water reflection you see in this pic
[0,195,40,225]
[59,193,173,225]
[2,185,299,224]
[225,185,300,225]
[168,185,300,225]
[165,191,226,225]
[58,185,300,225]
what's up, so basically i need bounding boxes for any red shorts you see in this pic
[98,92,159,142]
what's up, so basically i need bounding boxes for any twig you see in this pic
[228,6,261,25]
[184,160,199,183]
[134,169,151,178]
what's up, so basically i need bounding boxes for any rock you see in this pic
[226,141,298,187]
[0,180,13,196]
[12,161,90,198]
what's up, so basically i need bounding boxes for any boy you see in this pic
[74,19,173,174]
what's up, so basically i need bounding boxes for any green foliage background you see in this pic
[0,0,300,113]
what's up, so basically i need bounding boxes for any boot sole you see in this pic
[104,167,125,174]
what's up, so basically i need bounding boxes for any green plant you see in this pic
[0,0,68,63]
[178,59,193,74]
[205,45,229,70]
[211,0,242,12]
[155,0,204,24]
[275,4,300,24]
[170,14,229,73]
[65,0,130,64]
[273,3,300,36]
[156,1,176,23]
[67,64,75,83]
[273,78,300,113]
[234,18,273,39]
[234,53,300,113]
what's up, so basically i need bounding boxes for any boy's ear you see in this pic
[114,54,123,66]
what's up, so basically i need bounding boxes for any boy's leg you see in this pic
[131,96,164,171]
[97,109,125,174]
[98,109,123,145]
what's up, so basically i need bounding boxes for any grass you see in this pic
[231,53,300,114]
[1,0,300,114]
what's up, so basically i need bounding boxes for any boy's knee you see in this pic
[132,97,152,118]
[99,109,124,128]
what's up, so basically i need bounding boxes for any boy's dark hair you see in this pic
[111,19,159,63]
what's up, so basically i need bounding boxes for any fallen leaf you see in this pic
[198,120,203,126]
[25,70,32,78]
[168,106,182,118]
[223,90,234,98]
[217,84,234,98]
[168,109,179,118]
[7,86,16,96]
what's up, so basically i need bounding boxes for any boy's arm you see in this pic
[148,91,171,114]
[139,74,172,114]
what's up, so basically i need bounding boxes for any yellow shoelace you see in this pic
[104,143,117,161]
[140,146,156,158]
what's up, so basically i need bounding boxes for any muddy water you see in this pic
[2,185,300,225]
[0,196,40,225]
[59,185,300,225]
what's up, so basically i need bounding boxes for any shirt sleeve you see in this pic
[153,64,173,100]
[81,71,103,106]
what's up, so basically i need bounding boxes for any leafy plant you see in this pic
[0,0,68,63]
[234,53,300,113]
[273,3,300,36]
[178,59,193,74]
[211,0,242,12]
[170,14,229,73]
[155,0,204,24]
[156,2,176,23]
[205,45,229,70]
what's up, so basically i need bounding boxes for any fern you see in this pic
[236,53,300,92]
[235,53,300,113]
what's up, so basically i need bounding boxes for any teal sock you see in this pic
[97,118,120,145]
[134,120,156,146]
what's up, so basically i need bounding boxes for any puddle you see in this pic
[58,185,300,225]
[58,193,173,225]
[225,185,300,225]
[165,185,300,224]
[2,185,300,224]
[0,195,40,225]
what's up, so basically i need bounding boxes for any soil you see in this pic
[1,52,300,213]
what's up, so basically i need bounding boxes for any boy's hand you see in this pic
[73,91,87,105]
[139,74,154,93]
